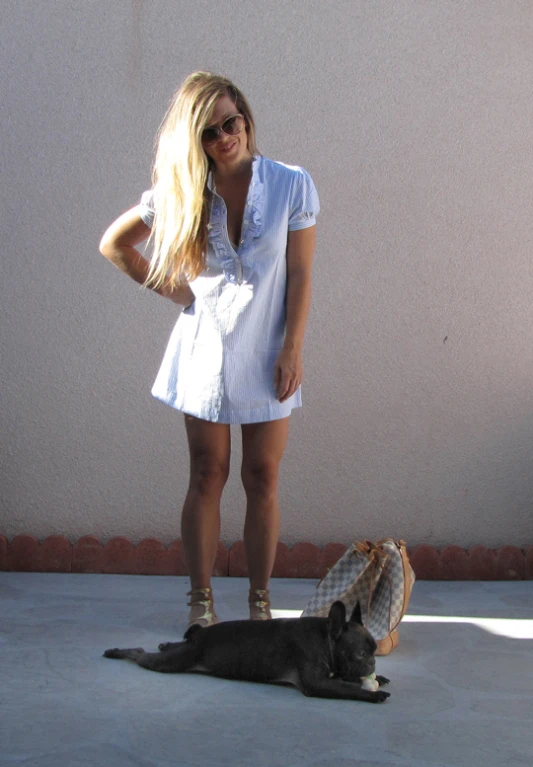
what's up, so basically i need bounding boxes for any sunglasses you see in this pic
[201,113,246,145]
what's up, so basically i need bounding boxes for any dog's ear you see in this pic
[328,601,347,639]
[349,601,363,625]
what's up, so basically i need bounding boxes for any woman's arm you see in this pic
[274,225,316,403]
[99,206,194,306]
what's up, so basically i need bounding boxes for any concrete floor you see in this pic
[1,573,532,767]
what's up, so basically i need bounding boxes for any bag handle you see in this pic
[352,541,389,628]
[359,539,407,632]
[354,540,388,563]
[375,538,414,631]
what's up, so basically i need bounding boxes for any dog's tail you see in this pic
[103,647,145,661]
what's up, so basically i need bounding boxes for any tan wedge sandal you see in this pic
[248,588,272,620]
[187,587,219,628]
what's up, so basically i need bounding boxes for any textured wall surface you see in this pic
[1,1,532,547]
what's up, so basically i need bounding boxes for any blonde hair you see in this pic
[145,71,257,289]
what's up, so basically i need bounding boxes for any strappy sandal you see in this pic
[187,587,219,628]
[248,588,272,621]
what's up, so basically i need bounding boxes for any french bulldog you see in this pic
[104,600,390,703]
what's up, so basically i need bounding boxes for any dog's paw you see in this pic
[372,690,391,703]
[376,675,390,687]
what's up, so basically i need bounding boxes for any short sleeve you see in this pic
[139,189,155,228]
[288,168,320,231]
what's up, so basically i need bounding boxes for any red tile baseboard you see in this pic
[0,535,531,580]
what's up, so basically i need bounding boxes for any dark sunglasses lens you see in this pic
[202,128,218,144]
[222,115,243,135]
[202,115,244,144]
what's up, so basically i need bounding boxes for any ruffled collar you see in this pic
[206,155,264,284]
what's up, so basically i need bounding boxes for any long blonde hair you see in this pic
[145,71,257,289]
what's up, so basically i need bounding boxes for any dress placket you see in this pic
[208,159,261,286]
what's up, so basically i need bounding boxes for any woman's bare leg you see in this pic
[181,415,231,590]
[241,418,290,595]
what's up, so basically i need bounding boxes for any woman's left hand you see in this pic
[274,346,303,402]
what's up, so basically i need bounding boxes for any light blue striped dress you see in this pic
[139,154,319,424]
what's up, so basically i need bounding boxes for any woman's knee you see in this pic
[241,460,280,498]
[189,454,230,496]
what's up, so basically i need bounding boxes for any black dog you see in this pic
[104,601,390,703]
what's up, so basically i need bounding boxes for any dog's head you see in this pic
[327,601,377,680]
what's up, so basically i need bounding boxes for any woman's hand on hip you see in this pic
[274,346,303,402]
[160,281,195,308]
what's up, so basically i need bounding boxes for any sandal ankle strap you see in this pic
[248,588,271,620]
[187,587,217,627]
[187,587,213,607]
[248,588,270,603]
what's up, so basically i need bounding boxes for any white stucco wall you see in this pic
[1,0,532,547]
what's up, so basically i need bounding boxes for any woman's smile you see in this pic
[219,140,237,154]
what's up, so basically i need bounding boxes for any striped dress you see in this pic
[139,154,320,424]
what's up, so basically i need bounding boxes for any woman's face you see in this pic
[201,94,251,170]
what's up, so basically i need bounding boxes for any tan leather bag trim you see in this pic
[374,538,414,631]
[375,629,399,656]
[398,540,414,619]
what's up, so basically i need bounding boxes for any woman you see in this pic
[99,71,319,627]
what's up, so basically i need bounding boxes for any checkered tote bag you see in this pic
[301,539,415,655]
